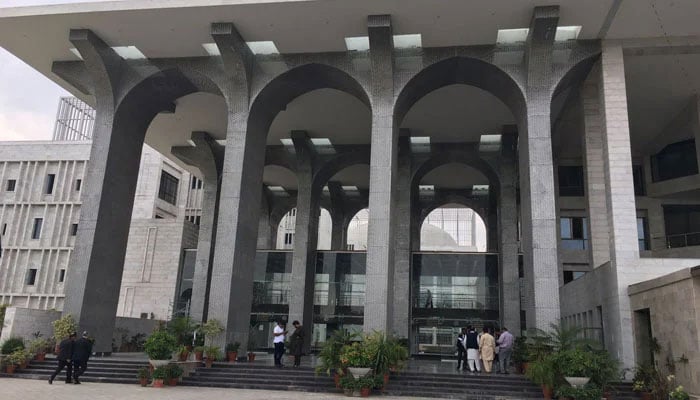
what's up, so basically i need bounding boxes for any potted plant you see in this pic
[247,335,257,362]
[3,352,21,374]
[340,341,375,378]
[167,316,195,349]
[28,338,49,362]
[556,384,603,400]
[151,366,168,388]
[176,345,189,361]
[225,342,240,362]
[632,364,654,400]
[669,385,690,400]
[198,319,224,341]
[315,329,360,387]
[339,374,358,396]
[525,353,556,399]
[137,367,150,386]
[144,330,177,368]
[51,315,76,353]
[356,375,376,397]
[166,364,183,386]
[511,336,528,373]
[16,349,31,369]
[554,347,595,387]
[204,345,220,368]
[194,345,205,361]
[1,337,25,356]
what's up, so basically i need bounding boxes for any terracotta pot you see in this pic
[168,378,178,386]
[541,384,553,400]
[19,361,28,369]
[360,387,371,397]
[178,351,189,362]
[522,362,530,374]
[334,373,341,388]
[639,392,652,400]
[603,390,613,399]
[205,359,214,368]
[195,351,203,361]
[248,353,256,362]
[383,373,389,387]
[54,344,60,355]
[139,377,148,386]
[36,352,46,362]
[6,365,16,374]
[153,379,165,388]
[227,351,238,362]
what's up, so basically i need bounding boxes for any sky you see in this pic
[0,0,122,141]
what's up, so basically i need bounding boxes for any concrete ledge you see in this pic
[628,266,698,295]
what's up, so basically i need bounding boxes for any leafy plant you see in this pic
[552,348,599,377]
[356,375,378,389]
[151,366,168,380]
[194,345,205,353]
[511,335,528,363]
[1,337,25,355]
[340,341,375,368]
[204,345,221,360]
[225,342,241,352]
[143,330,177,360]
[339,374,359,390]
[525,353,557,387]
[632,364,655,392]
[51,315,76,340]
[28,338,49,355]
[166,364,184,379]
[167,316,195,346]
[199,319,224,340]
[556,384,603,400]
[315,329,360,376]
[137,367,150,379]
[670,385,690,400]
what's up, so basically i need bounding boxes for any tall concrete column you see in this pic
[206,23,262,352]
[328,181,348,250]
[172,132,223,323]
[62,30,152,354]
[364,15,397,333]
[257,190,274,249]
[596,41,641,368]
[288,132,320,350]
[499,132,521,333]
[392,137,412,337]
[581,67,612,268]
[520,6,562,330]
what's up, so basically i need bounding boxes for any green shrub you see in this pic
[143,331,177,360]
[204,345,221,360]
[151,366,168,380]
[137,367,150,379]
[51,315,76,340]
[556,384,603,400]
[28,338,49,355]
[1,337,25,355]
[166,364,184,378]
[225,342,241,352]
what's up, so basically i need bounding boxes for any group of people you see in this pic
[455,326,514,374]
[49,331,93,384]
[272,320,305,368]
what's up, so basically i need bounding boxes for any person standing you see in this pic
[49,332,75,384]
[72,331,93,384]
[289,320,305,367]
[455,328,467,371]
[272,320,287,368]
[496,327,514,374]
[465,326,481,373]
[479,327,496,373]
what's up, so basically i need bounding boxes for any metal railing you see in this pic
[665,232,700,249]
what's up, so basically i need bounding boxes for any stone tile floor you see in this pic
[1,378,440,399]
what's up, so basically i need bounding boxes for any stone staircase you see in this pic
[0,358,147,384]
[0,358,639,399]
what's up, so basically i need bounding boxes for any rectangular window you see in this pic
[158,171,179,205]
[75,179,82,191]
[651,139,699,182]
[197,180,203,189]
[558,166,585,197]
[26,269,37,285]
[191,177,197,190]
[59,269,65,283]
[560,216,588,250]
[195,216,201,226]
[632,165,645,196]
[70,223,78,236]
[6,179,16,192]
[637,217,649,251]
[45,174,56,194]
[563,271,586,284]
[284,232,294,245]
[31,218,43,239]
[664,205,700,248]
[2,223,6,236]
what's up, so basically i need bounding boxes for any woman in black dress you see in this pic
[289,320,305,367]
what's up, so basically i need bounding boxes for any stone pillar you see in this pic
[364,14,396,333]
[392,137,412,337]
[206,23,261,351]
[171,132,223,323]
[62,30,152,354]
[288,132,320,350]
[257,190,274,249]
[596,41,641,368]
[328,181,347,251]
[581,67,612,268]
[520,6,562,330]
[499,132,521,333]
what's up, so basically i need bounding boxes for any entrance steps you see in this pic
[1,358,639,399]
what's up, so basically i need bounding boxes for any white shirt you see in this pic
[273,325,285,344]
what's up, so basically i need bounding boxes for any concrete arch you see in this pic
[418,196,488,228]
[412,153,501,191]
[313,150,371,191]
[394,56,527,129]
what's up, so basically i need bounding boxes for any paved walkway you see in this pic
[2,378,440,400]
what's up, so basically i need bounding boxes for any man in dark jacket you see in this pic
[49,332,76,384]
[72,331,93,384]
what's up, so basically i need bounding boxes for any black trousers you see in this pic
[456,349,466,369]
[73,360,88,380]
[293,354,301,366]
[51,359,73,382]
[273,342,285,366]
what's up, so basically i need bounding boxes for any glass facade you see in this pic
[411,253,499,355]
[560,216,588,250]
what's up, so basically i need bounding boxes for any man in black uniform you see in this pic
[49,332,76,384]
[72,331,93,384]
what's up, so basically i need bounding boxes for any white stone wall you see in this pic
[0,307,61,343]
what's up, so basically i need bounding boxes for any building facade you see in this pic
[0,0,699,376]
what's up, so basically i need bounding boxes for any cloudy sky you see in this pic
[0,0,122,141]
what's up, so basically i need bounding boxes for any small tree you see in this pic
[52,315,76,340]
